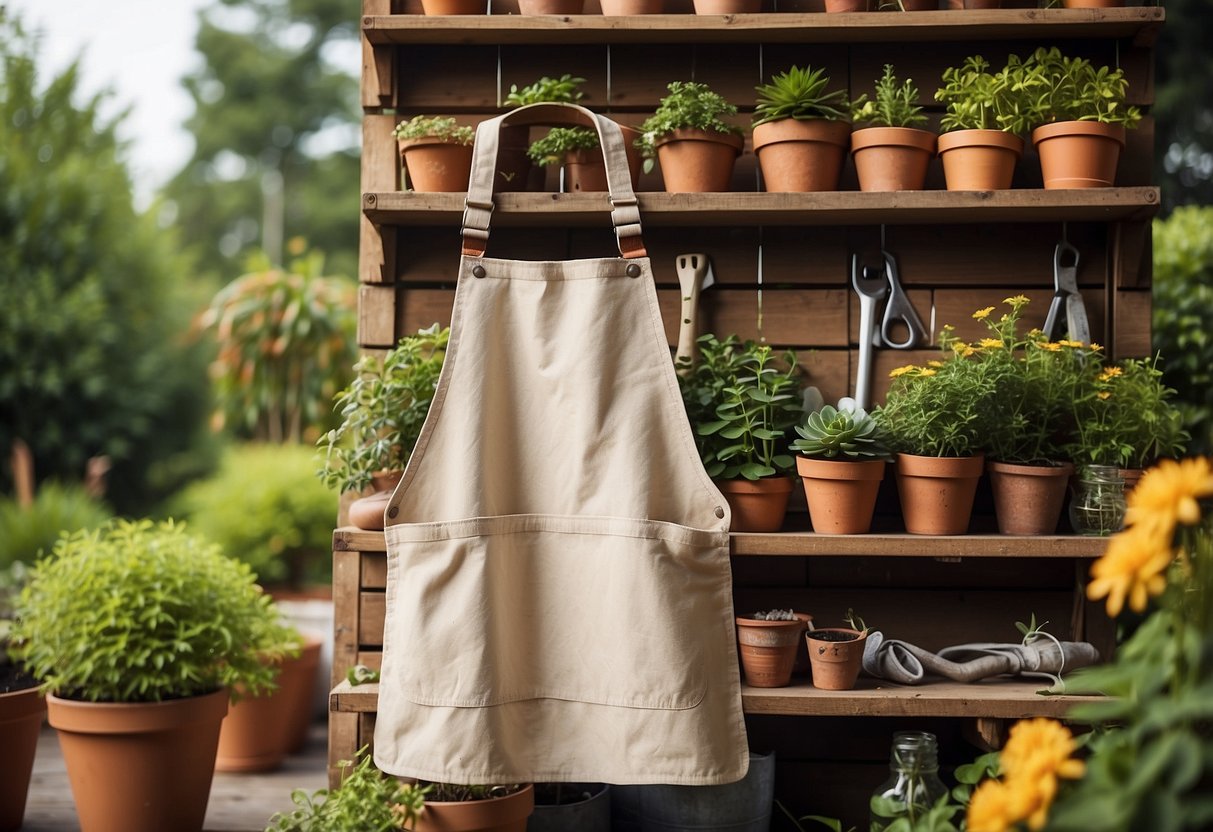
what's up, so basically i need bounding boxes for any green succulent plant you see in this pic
[393,115,474,145]
[748,609,799,621]
[852,64,929,129]
[791,404,891,460]
[753,65,851,127]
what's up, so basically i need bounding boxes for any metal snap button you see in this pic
[387,506,399,519]
[472,265,486,279]
[714,506,726,519]
[626,263,641,278]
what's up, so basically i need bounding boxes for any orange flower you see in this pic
[966,780,1015,832]
[1125,457,1213,542]
[1087,524,1173,617]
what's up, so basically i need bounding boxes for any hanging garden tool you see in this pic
[1042,235,1091,345]
[674,252,717,375]
[848,247,928,411]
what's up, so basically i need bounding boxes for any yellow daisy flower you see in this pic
[1097,391,1111,400]
[1003,294,1030,307]
[962,346,978,358]
[1058,339,1084,348]
[973,306,995,320]
[889,365,917,379]
[1040,342,1062,352]
[1087,524,1173,617]
[918,368,937,377]
[966,780,1015,832]
[979,338,1005,349]
[1125,457,1213,541]
[1089,342,1103,351]
[1098,366,1124,381]
[928,360,945,368]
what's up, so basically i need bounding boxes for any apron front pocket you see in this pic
[384,514,730,711]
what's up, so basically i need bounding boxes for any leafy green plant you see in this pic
[199,245,358,444]
[1009,47,1143,128]
[935,55,1034,135]
[871,794,962,832]
[527,126,601,166]
[393,116,475,145]
[0,561,33,687]
[504,74,586,107]
[12,518,297,702]
[635,81,744,162]
[791,403,890,460]
[1075,356,1188,470]
[852,64,929,129]
[752,65,850,127]
[0,482,112,570]
[317,324,449,494]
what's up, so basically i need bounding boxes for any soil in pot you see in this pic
[654,129,745,193]
[736,615,810,688]
[753,119,851,193]
[806,628,868,691]
[400,138,474,193]
[416,783,535,832]
[796,456,886,534]
[987,460,1074,535]
[528,783,610,832]
[850,127,936,192]
[937,129,1024,191]
[1032,121,1125,189]
[894,453,985,535]
[715,477,793,533]
[0,670,43,832]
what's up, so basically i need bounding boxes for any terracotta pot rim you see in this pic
[47,688,229,734]
[936,128,1025,156]
[850,126,937,154]
[736,614,812,629]
[654,128,745,154]
[752,118,852,151]
[987,460,1076,477]
[806,627,867,642]
[715,476,795,495]
[1031,120,1127,147]
[420,783,535,826]
[894,452,985,477]
[0,684,46,722]
[795,455,887,481]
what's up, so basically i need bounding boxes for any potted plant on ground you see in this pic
[527,126,608,192]
[395,116,475,193]
[933,55,1030,191]
[0,562,41,832]
[11,519,297,832]
[806,610,870,691]
[736,609,812,688]
[850,64,936,191]
[503,74,587,191]
[267,747,429,830]
[680,334,803,532]
[317,323,449,530]
[1012,47,1141,189]
[752,65,852,193]
[791,402,891,534]
[636,82,746,193]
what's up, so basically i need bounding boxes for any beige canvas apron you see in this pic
[374,103,749,786]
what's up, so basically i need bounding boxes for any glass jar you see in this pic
[1069,465,1126,536]
[869,731,948,832]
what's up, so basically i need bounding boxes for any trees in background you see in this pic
[1154,0,1213,210]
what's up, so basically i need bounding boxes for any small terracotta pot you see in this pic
[753,118,851,193]
[48,689,228,832]
[563,149,608,192]
[987,460,1074,535]
[349,470,404,531]
[736,615,810,688]
[693,0,761,11]
[1062,0,1123,6]
[415,784,535,832]
[654,128,745,193]
[824,0,868,10]
[421,0,485,12]
[850,126,936,192]
[519,0,584,11]
[716,476,793,532]
[806,628,868,691]
[0,684,44,832]
[600,0,664,12]
[937,129,1024,191]
[894,453,985,535]
[1032,121,1125,189]
[796,456,886,534]
[400,137,474,193]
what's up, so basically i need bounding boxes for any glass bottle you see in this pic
[1069,465,1126,536]
[869,731,948,832]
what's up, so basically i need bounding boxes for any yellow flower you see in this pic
[918,368,937,377]
[1003,294,1030,308]
[928,360,945,368]
[962,346,978,357]
[1097,391,1111,400]
[1098,366,1124,381]
[889,365,917,379]
[1089,342,1103,351]
[966,780,1015,832]
[979,338,1005,349]
[999,719,1086,830]
[1087,524,1173,617]
[1124,457,1213,542]
[973,306,995,320]
[1040,342,1062,352]
[1058,339,1084,348]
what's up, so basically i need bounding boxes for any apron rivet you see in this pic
[626,264,641,278]
[387,506,399,519]
[472,265,487,279]
[714,506,725,519]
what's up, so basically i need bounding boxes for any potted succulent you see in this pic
[636,82,746,193]
[850,64,936,192]
[752,65,852,193]
[791,402,891,534]
[394,116,475,193]
[317,323,449,530]
[0,562,41,832]
[736,609,812,688]
[933,55,1029,191]
[11,519,297,832]
[805,610,870,691]
[1013,47,1142,188]
[680,334,802,532]
[503,74,587,191]
[527,126,608,192]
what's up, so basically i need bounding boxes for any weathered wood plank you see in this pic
[1112,289,1151,359]
[332,549,363,690]
[358,284,398,347]
[361,115,399,285]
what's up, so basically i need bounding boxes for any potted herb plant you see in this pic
[267,747,429,830]
[636,82,746,193]
[933,55,1029,191]
[736,609,812,688]
[850,64,936,191]
[527,126,608,192]
[681,334,802,532]
[806,610,870,691]
[0,562,41,832]
[395,116,475,193]
[791,402,891,534]
[1013,47,1142,188]
[317,323,449,530]
[752,65,852,193]
[11,519,297,832]
[503,74,587,191]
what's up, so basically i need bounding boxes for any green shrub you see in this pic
[0,483,112,570]
[172,444,335,587]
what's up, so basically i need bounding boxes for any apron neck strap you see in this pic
[461,103,647,260]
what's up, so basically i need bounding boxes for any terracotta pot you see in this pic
[1032,121,1125,189]
[48,689,228,832]
[824,0,868,10]
[416,783,535,832]
[962,0,1001,6]
[987,460,1074,535]
[894,453,985,535]
[496,125,543,193]
[654,128,745,193]
[937,129,1024,191]
[796,456,886,534]
[736,615,810,688]
[215,639,322,771]
[715,477,793,532]
[806,628,868,691]
[850,126,936,192]
[753,118,851,192]
[421,0,485,12]
[563,149,608,192]
[600,0,664,12]
[519,0,584,11]
[400,137,474,193]
[349,470,404,531]
[693,0,762,11]
[0,684,44,832]
[1063,0,1123,7]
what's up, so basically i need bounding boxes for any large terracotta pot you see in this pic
[806,628,868,690]
[600,0,664,12]
[796,456,886,535]
[1032,121,1125,189]
[563,149,608,192]
[987,460,1074,535]
[654,128,745,193]
[753,118,851,192]
[693,0,762,11]
[48,689,228,832]
[937,129,1024,191]
[850,126,936,192]
[716,477,793,532]
[421,0,485,12]
[824,0,868,10]
[736,615,810,688]
[400,137,474,193]
[519,0,584,11]
[0,684,44,832]
[894,453,985,535]
[348,470,404,531]
[416,784,535,832]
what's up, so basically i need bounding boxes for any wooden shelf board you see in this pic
[331,678,1103,719]
[363,188,1161,227]
[362,8,1163,46]
[334,527,1105,557]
